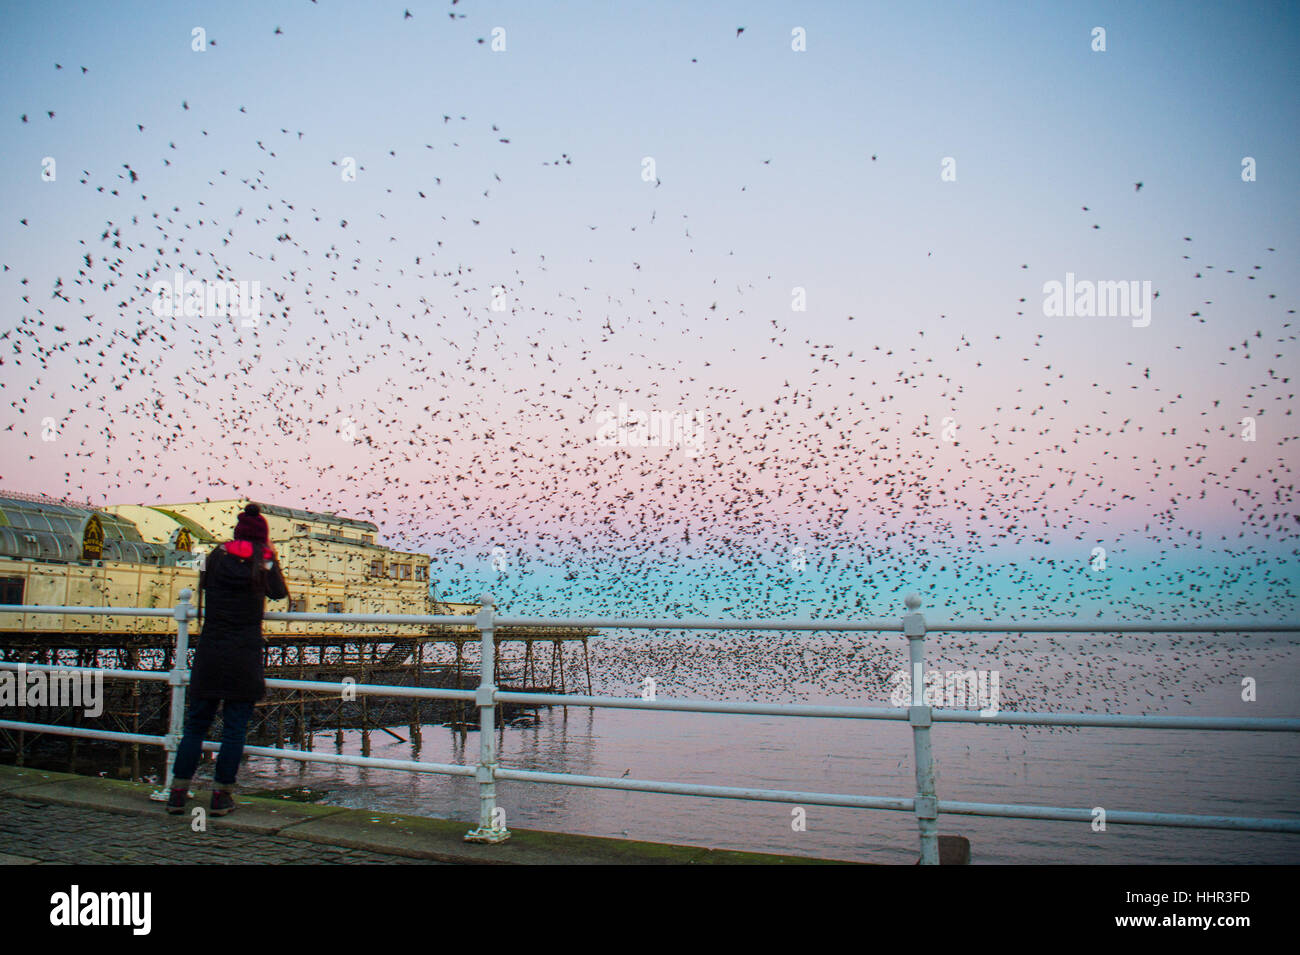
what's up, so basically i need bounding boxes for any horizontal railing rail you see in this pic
[7,602,1296,633]
[1,594,1297,860]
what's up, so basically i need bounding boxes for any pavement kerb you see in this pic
[0,765,855,864]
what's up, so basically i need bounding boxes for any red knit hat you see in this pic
[233,503,269,546]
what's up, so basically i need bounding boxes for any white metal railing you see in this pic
[1,591,1298,862]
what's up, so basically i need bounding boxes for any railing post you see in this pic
[903,592,940,865]
[151,587,193,801]
[465,592,510,843]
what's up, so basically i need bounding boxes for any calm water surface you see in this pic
[236,630,1299,863]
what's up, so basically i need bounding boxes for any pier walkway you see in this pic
[0,765,853,865]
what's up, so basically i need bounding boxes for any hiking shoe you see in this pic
[210,790,236,816]
[165,787,189,815]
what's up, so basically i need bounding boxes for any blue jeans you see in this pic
[171,698,255,787]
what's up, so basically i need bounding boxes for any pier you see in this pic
[1,624,596,778]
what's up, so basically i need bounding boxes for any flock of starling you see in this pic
[3,7,1296,719]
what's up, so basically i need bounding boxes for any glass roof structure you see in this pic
[0,494,169,563]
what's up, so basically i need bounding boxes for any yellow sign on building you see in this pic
[81,514,103,560]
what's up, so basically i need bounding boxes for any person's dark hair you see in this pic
[248,545,269,597]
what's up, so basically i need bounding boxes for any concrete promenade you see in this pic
[0,765,862,865]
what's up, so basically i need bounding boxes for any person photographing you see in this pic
[167,503,289,816]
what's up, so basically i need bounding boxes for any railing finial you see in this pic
[480,592,495,608]
[904,593,922,611]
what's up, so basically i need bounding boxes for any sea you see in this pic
[233,550,1299,864]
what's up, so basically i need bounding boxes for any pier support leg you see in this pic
[411,640,423,744]
[361,668,371,757]
[127,648,141,782]
[455,640,465,727]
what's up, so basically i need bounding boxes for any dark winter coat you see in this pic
[189,540,289,702]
